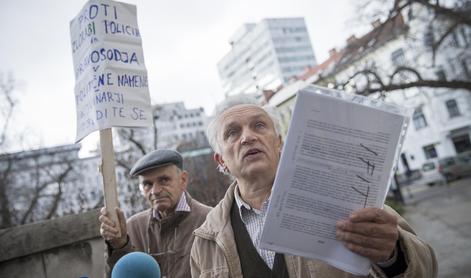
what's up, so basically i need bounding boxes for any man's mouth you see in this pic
[243,148,263,159]
[151,194,170,202]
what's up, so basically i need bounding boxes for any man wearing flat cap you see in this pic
[99,149,211,278]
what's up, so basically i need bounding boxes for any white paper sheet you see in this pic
[260,86,408,275]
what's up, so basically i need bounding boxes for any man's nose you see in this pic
[150,183,163,194]
[241,128,257,145]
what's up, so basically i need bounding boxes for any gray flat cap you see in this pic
[130,149,183,177]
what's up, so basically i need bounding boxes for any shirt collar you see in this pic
[234,184,270,218]
[152,192,191,220]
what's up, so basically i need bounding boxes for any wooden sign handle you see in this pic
[99,128,121,238]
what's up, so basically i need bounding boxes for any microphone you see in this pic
[112,252,161,278]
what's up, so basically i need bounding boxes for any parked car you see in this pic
[438,151,471,182]
[420,161,445,186]
[395,169,422,186]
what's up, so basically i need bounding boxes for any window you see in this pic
[462,59,470,79]
[424,25,434,47]
[391,48,405,65]
[413,108,428,130]
[435,67,447,81]
[446,99,461,118]
[407,6,414,20]
[422,162,436,171]
[460,26,469,46]
[423,144,438,159]
[452,134,471,153]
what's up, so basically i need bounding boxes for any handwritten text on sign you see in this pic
[70,0,152,142]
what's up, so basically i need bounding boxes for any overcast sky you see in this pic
[1,0,367,152]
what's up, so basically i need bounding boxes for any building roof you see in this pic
[299,48,344,81]
[0,144,81,161]
[335,14,408,71]
[268,80,308,107]
[301,14,409,82]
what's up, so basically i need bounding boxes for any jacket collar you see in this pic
[148,191,193,225]
[193,181,243,276]
[194,181,236,236]
[152,191,191,220]
[193,182,320,277]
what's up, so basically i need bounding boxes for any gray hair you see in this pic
[206,94,281,173]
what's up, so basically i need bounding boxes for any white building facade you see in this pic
[270,4,471,175]
[323,5,471,173]
[218,18,317,97]
[153,102,209,149]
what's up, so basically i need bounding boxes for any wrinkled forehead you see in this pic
[217,104,273,134]
[217,104,271,127]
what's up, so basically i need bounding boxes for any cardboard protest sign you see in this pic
[70,0,152,142]
[69,0,152,236]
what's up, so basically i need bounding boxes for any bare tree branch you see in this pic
[45,164,74,219]
[0,73,17,148]
[118,129,147,155]
[343,0,471,97]
[116,159,132,172]
[355,79,471,95]
[431,21,460,60]
[414,0,471,25]
[389,66,424,82]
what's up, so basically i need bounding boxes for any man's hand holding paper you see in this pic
[336,207,399,263]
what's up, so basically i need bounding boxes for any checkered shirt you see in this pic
[234,186,275,269]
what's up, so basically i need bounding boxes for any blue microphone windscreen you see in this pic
[112,251,161,278]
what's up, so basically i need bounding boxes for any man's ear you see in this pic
[214,153,225,168]
[180,170,188,190]
[277,134,283,152]
[138,176,145,195]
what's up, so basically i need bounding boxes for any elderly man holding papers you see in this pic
[190,94,437,278]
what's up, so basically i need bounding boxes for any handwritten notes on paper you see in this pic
[260,86,408,275]
[70,0,152,142]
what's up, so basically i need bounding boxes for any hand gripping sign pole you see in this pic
[70,0,152,237]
